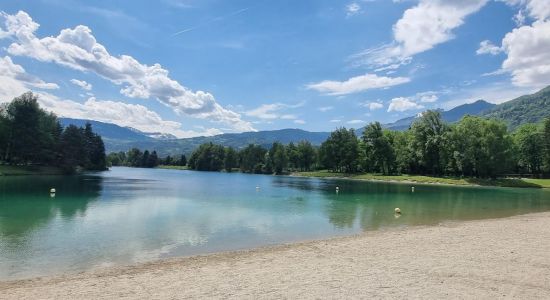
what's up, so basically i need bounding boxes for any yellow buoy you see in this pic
[394,207,401,214]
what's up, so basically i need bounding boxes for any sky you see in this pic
[0,0,549,137]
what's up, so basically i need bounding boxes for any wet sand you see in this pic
[2,212,550,299]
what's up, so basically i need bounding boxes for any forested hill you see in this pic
[384,100,496,130]
[481,85,550,129]
[104,129,331,156]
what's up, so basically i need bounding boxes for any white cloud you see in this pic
[500,20,550,88]
[293,119,306,124]
[387,97,424,112]
[307,73,410,95]
[0,10,254,132]
[476,40,503,55]
[346,3,361,16]
[70,79,92,91]
[329,119,342,123]
[0,56,59,90]
[347,119,364,125]
[245,102,303,121]
[353,0,488,69]
[39,94,222,138]
[416,91,439,103]
[318,106,334,112]
[0,56,222,138]
[360,101,384,110]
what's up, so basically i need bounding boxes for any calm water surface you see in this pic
[1,167,550,280]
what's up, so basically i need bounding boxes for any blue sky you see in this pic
[0,0,549,137]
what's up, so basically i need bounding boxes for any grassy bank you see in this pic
[0,165,65,176]
[293,170,550,189]
[157,165,189,170]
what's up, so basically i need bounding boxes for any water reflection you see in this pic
[1,168,550,280]
[0,175,103,238]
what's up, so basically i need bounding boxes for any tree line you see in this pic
[0,93,107,172]
[179,111,550,178]
[107,149,187,168]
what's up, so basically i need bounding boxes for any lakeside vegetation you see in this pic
[0,93,107,174]
[126,110,550,188]
[293,171,550,189]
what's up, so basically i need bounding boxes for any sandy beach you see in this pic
[2,212,550,299]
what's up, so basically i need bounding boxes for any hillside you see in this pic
[59,118,153,142]
[481,86,550,128]
[384,100,496,130]
[104,129,330,156]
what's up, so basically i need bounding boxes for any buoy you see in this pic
[256,186,260,190]
[336,186,339,191]
[411,186,415,192]
[394,207,401,214]
[50,188,56,193]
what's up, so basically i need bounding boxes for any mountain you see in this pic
[59,118,153,141]
[481,85,550,128]
[60,117,330,156]
[103,129,331,156]
[384,100,496,130]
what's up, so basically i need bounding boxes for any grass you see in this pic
[0,165,65,176]
[293,170,550,189]
[157,165,189,170]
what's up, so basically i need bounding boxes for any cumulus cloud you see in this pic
[0,56,59,90]
[293,119,306,124]
[476,40,503,55]
[0,10,254,132]
[245,102,303,121]
[353,0,488,69]
[38,94,223,138]
[387,97,424,112]
[500,20,550,87]
[481,1,550,88]
[347,119,364,125]
[359,101,384,110]
[307,73,410,95]
[70,79,92,91]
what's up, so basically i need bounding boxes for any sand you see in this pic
[2,213,550,299]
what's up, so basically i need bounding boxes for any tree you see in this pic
[296,140,316,171]
[449,116,513,178]
[410,111,449,175]
[320,128,359,173]
[269,142,288,174]
[179,154,187,166]
[544,118,550,173]
[514,123,544,175]
[127,148,143,167]
[239,144,266,173]
[59,125,86,172]
[362,122,395,174]
[224,147,238,172]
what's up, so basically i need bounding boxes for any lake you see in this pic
[1,166,550,280]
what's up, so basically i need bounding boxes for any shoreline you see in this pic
[290,171,550,189]
[2,212,550,298]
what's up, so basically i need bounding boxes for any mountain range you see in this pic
[61,85,550,156]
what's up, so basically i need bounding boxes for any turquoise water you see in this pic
[1,167,550,280]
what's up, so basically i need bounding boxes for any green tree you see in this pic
[296,140,316,171]
[224,147,238,172]
[320,128,359,173]
[362,122,395,174]
[269,142,288,175]
[544,118,550,173]
[514,123,544,174]
[410,111,449,175]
